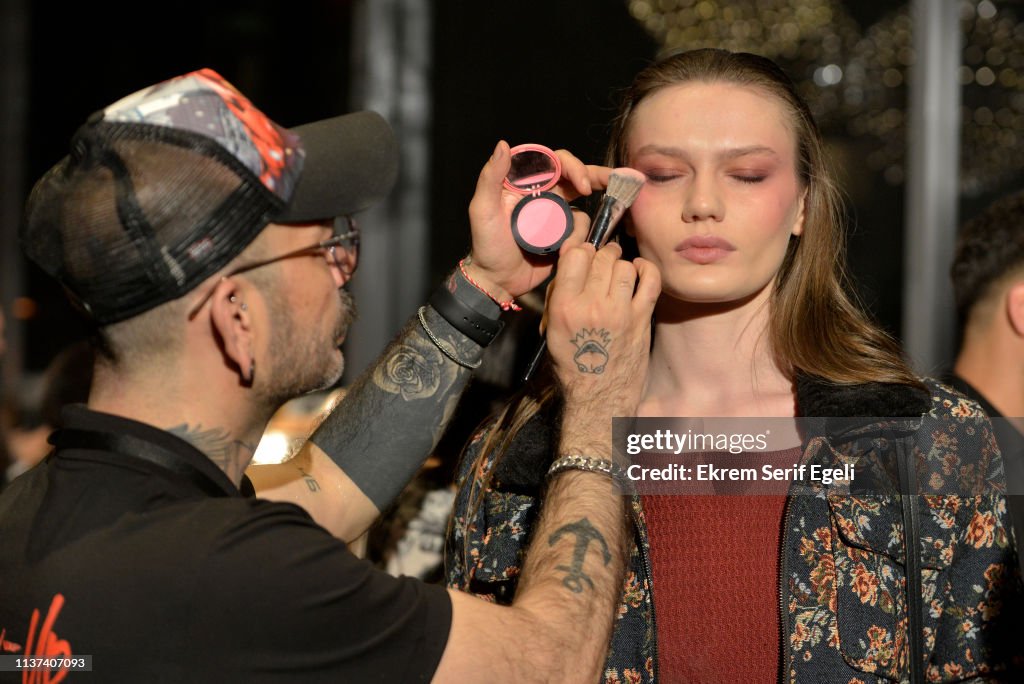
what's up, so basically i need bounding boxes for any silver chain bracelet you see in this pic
[547,453,626,483]
[417,306,482,369]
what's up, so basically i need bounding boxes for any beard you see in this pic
[259,287,357,407]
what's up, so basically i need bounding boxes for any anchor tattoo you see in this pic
[548,517,611,593]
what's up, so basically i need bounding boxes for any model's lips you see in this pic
[675,235,736,264]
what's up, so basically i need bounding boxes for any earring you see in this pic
[240,302,248,312]
[248,360,256,384]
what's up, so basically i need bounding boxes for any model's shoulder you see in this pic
[922,377,990,421]
[911,378,1006,487]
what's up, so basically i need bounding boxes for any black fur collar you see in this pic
[795,375,931,418]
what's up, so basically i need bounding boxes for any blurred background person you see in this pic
[3,341,93,485]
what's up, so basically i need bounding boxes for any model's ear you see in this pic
[209,279,255,385]
[791,189,807,237]
[1007,281,1024,338]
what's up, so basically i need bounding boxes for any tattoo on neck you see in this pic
[166,423,256,483]
[548,517,611,593]
[571,328,612,374]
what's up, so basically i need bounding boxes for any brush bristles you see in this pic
[605,167,646,208]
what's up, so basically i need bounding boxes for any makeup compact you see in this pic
[504,143,573,255]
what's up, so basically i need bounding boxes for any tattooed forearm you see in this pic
[167,423,256,484]
[297,466,320,493]
[570,328,612,374]
[548,518,612,593]
[308,305,484,510]
[512,470,627,682]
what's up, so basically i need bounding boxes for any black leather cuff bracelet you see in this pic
[428,282,505,347]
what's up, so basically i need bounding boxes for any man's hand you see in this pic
[544,241,661,452]
[463,141,612,302]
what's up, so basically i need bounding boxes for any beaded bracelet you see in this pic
[459,258,522,312]
[547,454,626,483]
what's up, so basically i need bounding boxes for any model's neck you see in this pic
[641,288,796,417]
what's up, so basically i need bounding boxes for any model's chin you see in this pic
[660,274,775,307]
[662,280,743,304]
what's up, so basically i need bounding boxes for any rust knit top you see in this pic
[640,447,802,683]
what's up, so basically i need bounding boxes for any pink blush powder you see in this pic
[516,197,568,248]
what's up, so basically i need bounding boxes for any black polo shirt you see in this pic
[0,406,451,682]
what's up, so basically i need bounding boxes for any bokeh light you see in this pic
[627,0,1024,195]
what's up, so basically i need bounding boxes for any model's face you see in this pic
[625,82,806,305]
[262,222,353,401]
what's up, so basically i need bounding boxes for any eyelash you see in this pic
[645,173,680,184]
[642,172,768,185]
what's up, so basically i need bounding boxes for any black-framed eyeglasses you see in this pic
[187,217,360,320]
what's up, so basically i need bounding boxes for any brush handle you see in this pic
[522,337,547,384]
[587,197,624,248]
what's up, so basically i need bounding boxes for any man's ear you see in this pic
[1007,282,1024,338]
[209,279,255,384]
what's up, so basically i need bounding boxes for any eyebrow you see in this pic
[633,144,779,161]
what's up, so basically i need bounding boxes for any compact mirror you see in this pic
[504,143,573,255]
[504,144,560,193]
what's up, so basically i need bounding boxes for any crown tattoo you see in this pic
[570,328,611,374]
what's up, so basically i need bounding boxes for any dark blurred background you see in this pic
[2,0,1023,397]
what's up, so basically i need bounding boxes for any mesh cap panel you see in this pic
[24,122,278,323]
[20,68,398,325]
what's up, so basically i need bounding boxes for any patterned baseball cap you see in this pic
[22,68,397,324]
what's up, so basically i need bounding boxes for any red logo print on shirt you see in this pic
[22,594,72,684]
[0,627,23,652]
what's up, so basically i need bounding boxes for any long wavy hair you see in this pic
[454,49,922,540]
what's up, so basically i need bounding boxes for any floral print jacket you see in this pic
[445,377,1023,682]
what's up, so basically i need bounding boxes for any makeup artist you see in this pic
[0,68,658,682]
[448,48,1023,683]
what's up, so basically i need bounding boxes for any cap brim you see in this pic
[276,110,398,222]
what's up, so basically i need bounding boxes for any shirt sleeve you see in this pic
[185,499,452,683]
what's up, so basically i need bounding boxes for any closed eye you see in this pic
[732,175,767,184]
[643,172,684,184]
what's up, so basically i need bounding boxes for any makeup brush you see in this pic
[586,167,646,248]
[522,167,647,383]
